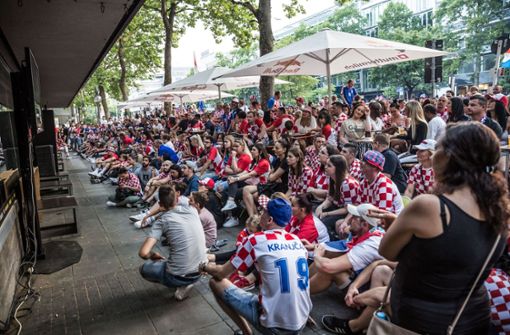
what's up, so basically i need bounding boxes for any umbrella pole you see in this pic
[326,48,332,108]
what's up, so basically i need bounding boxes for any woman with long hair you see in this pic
[317,109,335,143]
[339,102,371,144]
[488,98,508,131]
[307,144,340,201]
[379,122,509,334]
[315,154,360,235]
[288,194,330,244]
[393,100,428,153]
[243,139,291,216]
[286,147,314,198]
[448,97,470,123]
[295,107,318,134]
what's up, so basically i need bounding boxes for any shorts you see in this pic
[223,285,304,335]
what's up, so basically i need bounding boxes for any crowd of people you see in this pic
[57,83,510,335]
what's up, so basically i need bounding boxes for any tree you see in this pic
[435,0,508,85]
[203,0,306,107]
[368,2,445,98]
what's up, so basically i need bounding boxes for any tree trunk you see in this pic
[99,85,109,119]
[117,38,129,101]
[473,53,481,86]
[258,0,274,109]
[161,0,176,114]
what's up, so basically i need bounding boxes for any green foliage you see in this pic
[435,0,508,84]
[368,3,446,97]
[215,42,259,69]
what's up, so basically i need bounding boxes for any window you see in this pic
[458,60,475,74]
[482,54,496,72]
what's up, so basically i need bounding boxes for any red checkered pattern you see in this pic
[119,172,141,192]
[236,228,250,247]
[258,194,270,210]
[334,113,349,134]
[359,172,398,213]
[328,175,360,206]
[485,268,510,334]
[288,166,314,196]
[349,159,363,181]
[309,167,329,190]
[408,164,435,195]
[305,146,321,172]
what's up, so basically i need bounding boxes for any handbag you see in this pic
[367,234,502,335]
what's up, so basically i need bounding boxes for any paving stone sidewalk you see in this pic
[9,157,357,335]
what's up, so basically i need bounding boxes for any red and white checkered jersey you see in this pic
[309,166,329,190]
[359,172,403,214]
[329,175,360,207]
[305,146,321,172]
[408,164,435,196]
[334,113,349,134]
[231,230,312,330]
[288,166,314,196]
[349,159,363,181]
[485,268,510,335]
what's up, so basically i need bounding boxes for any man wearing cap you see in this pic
[202,198,312,335]
[307,203,384,295]
[358,150,403,214]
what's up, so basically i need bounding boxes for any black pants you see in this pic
[227,181,247,199]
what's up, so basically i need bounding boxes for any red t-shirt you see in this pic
[122,136,134,145]
[285,213,318,243]
[239,119,249,134]
[250,158,270,184]
[228,153,252,172]
[322,124,332,140]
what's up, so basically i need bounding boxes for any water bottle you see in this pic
[375,311,389,321]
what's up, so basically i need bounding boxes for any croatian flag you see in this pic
[502,48,510,68]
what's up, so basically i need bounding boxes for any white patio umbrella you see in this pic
[217,30,449,100]
[126,90,233,107]
[150,67,291,99]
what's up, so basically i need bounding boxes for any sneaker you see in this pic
[223,217,239,228]
[88,169,99,177]
[174,283,194,301]
[126,203,132,208]
[106,201,117,207]
[232,276,255,291]
[221,200,237,212]
[134,216,154,229]
[130,211,147,222]
[321,315,359,335]
[109,177,118,184]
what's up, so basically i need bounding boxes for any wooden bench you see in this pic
[40,179,73,196]
[38,196,78,238]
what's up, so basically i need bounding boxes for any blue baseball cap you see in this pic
[266,198,292,227]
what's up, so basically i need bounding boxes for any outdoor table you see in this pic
[352,137,374,159]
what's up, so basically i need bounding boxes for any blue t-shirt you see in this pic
[157,145,179,164]
[342,86,357,106]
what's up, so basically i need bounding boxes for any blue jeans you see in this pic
[139,260,200,288]
[223,285,305,335]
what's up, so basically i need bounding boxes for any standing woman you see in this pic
[379,122,509,334]
[286,147,314,198]
[315,154,360,235]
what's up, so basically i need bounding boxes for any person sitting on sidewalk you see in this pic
[201,198,312,335]
[189,191,217,249]
[106,167,142,207]
[139,160,172,205]
[305,203,384,295]
[138,185,207,301]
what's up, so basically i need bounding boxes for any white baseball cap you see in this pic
[347,203,380,227]
[414,139,437,152]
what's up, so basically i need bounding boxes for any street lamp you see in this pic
[94,93,102,124]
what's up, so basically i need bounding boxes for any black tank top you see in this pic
[391,195,506,334]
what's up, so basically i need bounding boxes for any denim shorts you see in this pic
[139,260,200,288]
[223,285,304,335]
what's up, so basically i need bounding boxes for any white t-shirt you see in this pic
[369,117,385,132]
[346,234,384,272]
[312,215,330,243]
[427,116,446,141]
[231,229,312,330]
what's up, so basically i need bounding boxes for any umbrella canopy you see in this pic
[126,90,233,105]
[218,30,449,99]
[150,67,291,99]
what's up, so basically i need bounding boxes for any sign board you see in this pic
[491,33,510,54]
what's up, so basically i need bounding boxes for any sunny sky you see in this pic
[171,0,337,68]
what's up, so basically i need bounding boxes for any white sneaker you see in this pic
[88,169,99,176]
[223,217,239,228]
[134,216,154,229]
[106,201,117,207]
[174,284,194,301]
[221,200,237,212]
[130,211,147,222]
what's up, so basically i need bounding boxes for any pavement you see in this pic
[10,156,357,335]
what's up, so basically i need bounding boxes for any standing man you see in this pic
[201,198,312,335]
[138,186,207,301]
[267,91,282,110]
[341,80,357,108]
